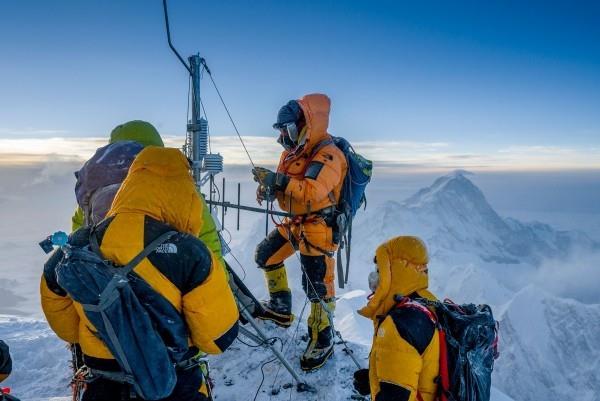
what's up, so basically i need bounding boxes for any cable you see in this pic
[222,227,233,246]
[212,179,221,203]
[201,61,258,172]
[227,249,247,281]
[237,335,283,349]
[254,357,278,401]
[251,337,285,401]
[277,218,362,370]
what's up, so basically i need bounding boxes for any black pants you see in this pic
[81,366,208,401]
[255,228,335,301]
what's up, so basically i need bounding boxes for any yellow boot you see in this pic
[300,300,335,371]
[257,264,294,327]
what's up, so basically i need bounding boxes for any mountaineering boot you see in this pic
[257,265,294,327]
[300,300,335,371]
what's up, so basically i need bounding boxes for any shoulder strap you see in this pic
[309,137,334,159]
[122,231,177,275]
[89,229,177,275]
[396,297,450,401]
[395,297,438,325]
[84,230,178,314]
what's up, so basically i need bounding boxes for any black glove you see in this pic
[353,368,370,396]
[252,167,290,191]
[252,167,277,188]
[256,184,276,205]
[43,249,67,296]
[253,167,291,205]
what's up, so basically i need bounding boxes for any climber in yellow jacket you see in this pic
[41,147,239,400]
[353,236,440,401]
[70,120,224,263]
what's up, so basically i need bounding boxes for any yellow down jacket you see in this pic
[358,236,439,401]
[41,147,239,360]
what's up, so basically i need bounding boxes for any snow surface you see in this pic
[3,170,599,400]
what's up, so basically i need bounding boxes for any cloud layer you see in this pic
[1,136,599,171]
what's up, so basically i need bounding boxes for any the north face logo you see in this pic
[156,243,178,254]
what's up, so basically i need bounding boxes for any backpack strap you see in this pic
[336,245,345,289]
[295,137,335,176]
[84,230,177,313]
[308,137,334,161]
[395,297,450,401]
[121,230,177,275]
[81,230,178,388]
[344,218,352,285]
[395,297,438,325]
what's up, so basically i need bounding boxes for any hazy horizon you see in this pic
[1,159,599,317]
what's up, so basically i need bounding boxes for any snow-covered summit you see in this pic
[403,169,487,210]
[356,171,597,268]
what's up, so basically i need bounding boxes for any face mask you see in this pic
[368,270,379,292]
[277,131,296,150]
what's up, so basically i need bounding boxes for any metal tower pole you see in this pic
[188,55,207,187]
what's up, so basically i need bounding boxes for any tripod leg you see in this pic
[226,261,266,316]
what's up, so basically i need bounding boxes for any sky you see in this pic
[1,0,600,169]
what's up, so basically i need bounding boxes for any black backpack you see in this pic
[396,296,499,401]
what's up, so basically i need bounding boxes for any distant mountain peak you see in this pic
[360,171,596,268]
[402,169,489,211]
[447,169,475,178]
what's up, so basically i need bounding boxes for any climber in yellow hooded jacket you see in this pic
[353,236,440,401]
[70,120,224,263]
[41,147,239,401]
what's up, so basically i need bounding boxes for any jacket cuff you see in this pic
[275,173,290,191]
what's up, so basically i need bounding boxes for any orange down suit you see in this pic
[255,93,347,300]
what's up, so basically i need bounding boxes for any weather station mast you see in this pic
[160,0,318,392]
[162,2,222,192]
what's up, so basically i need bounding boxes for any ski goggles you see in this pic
[277,122,300,143]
